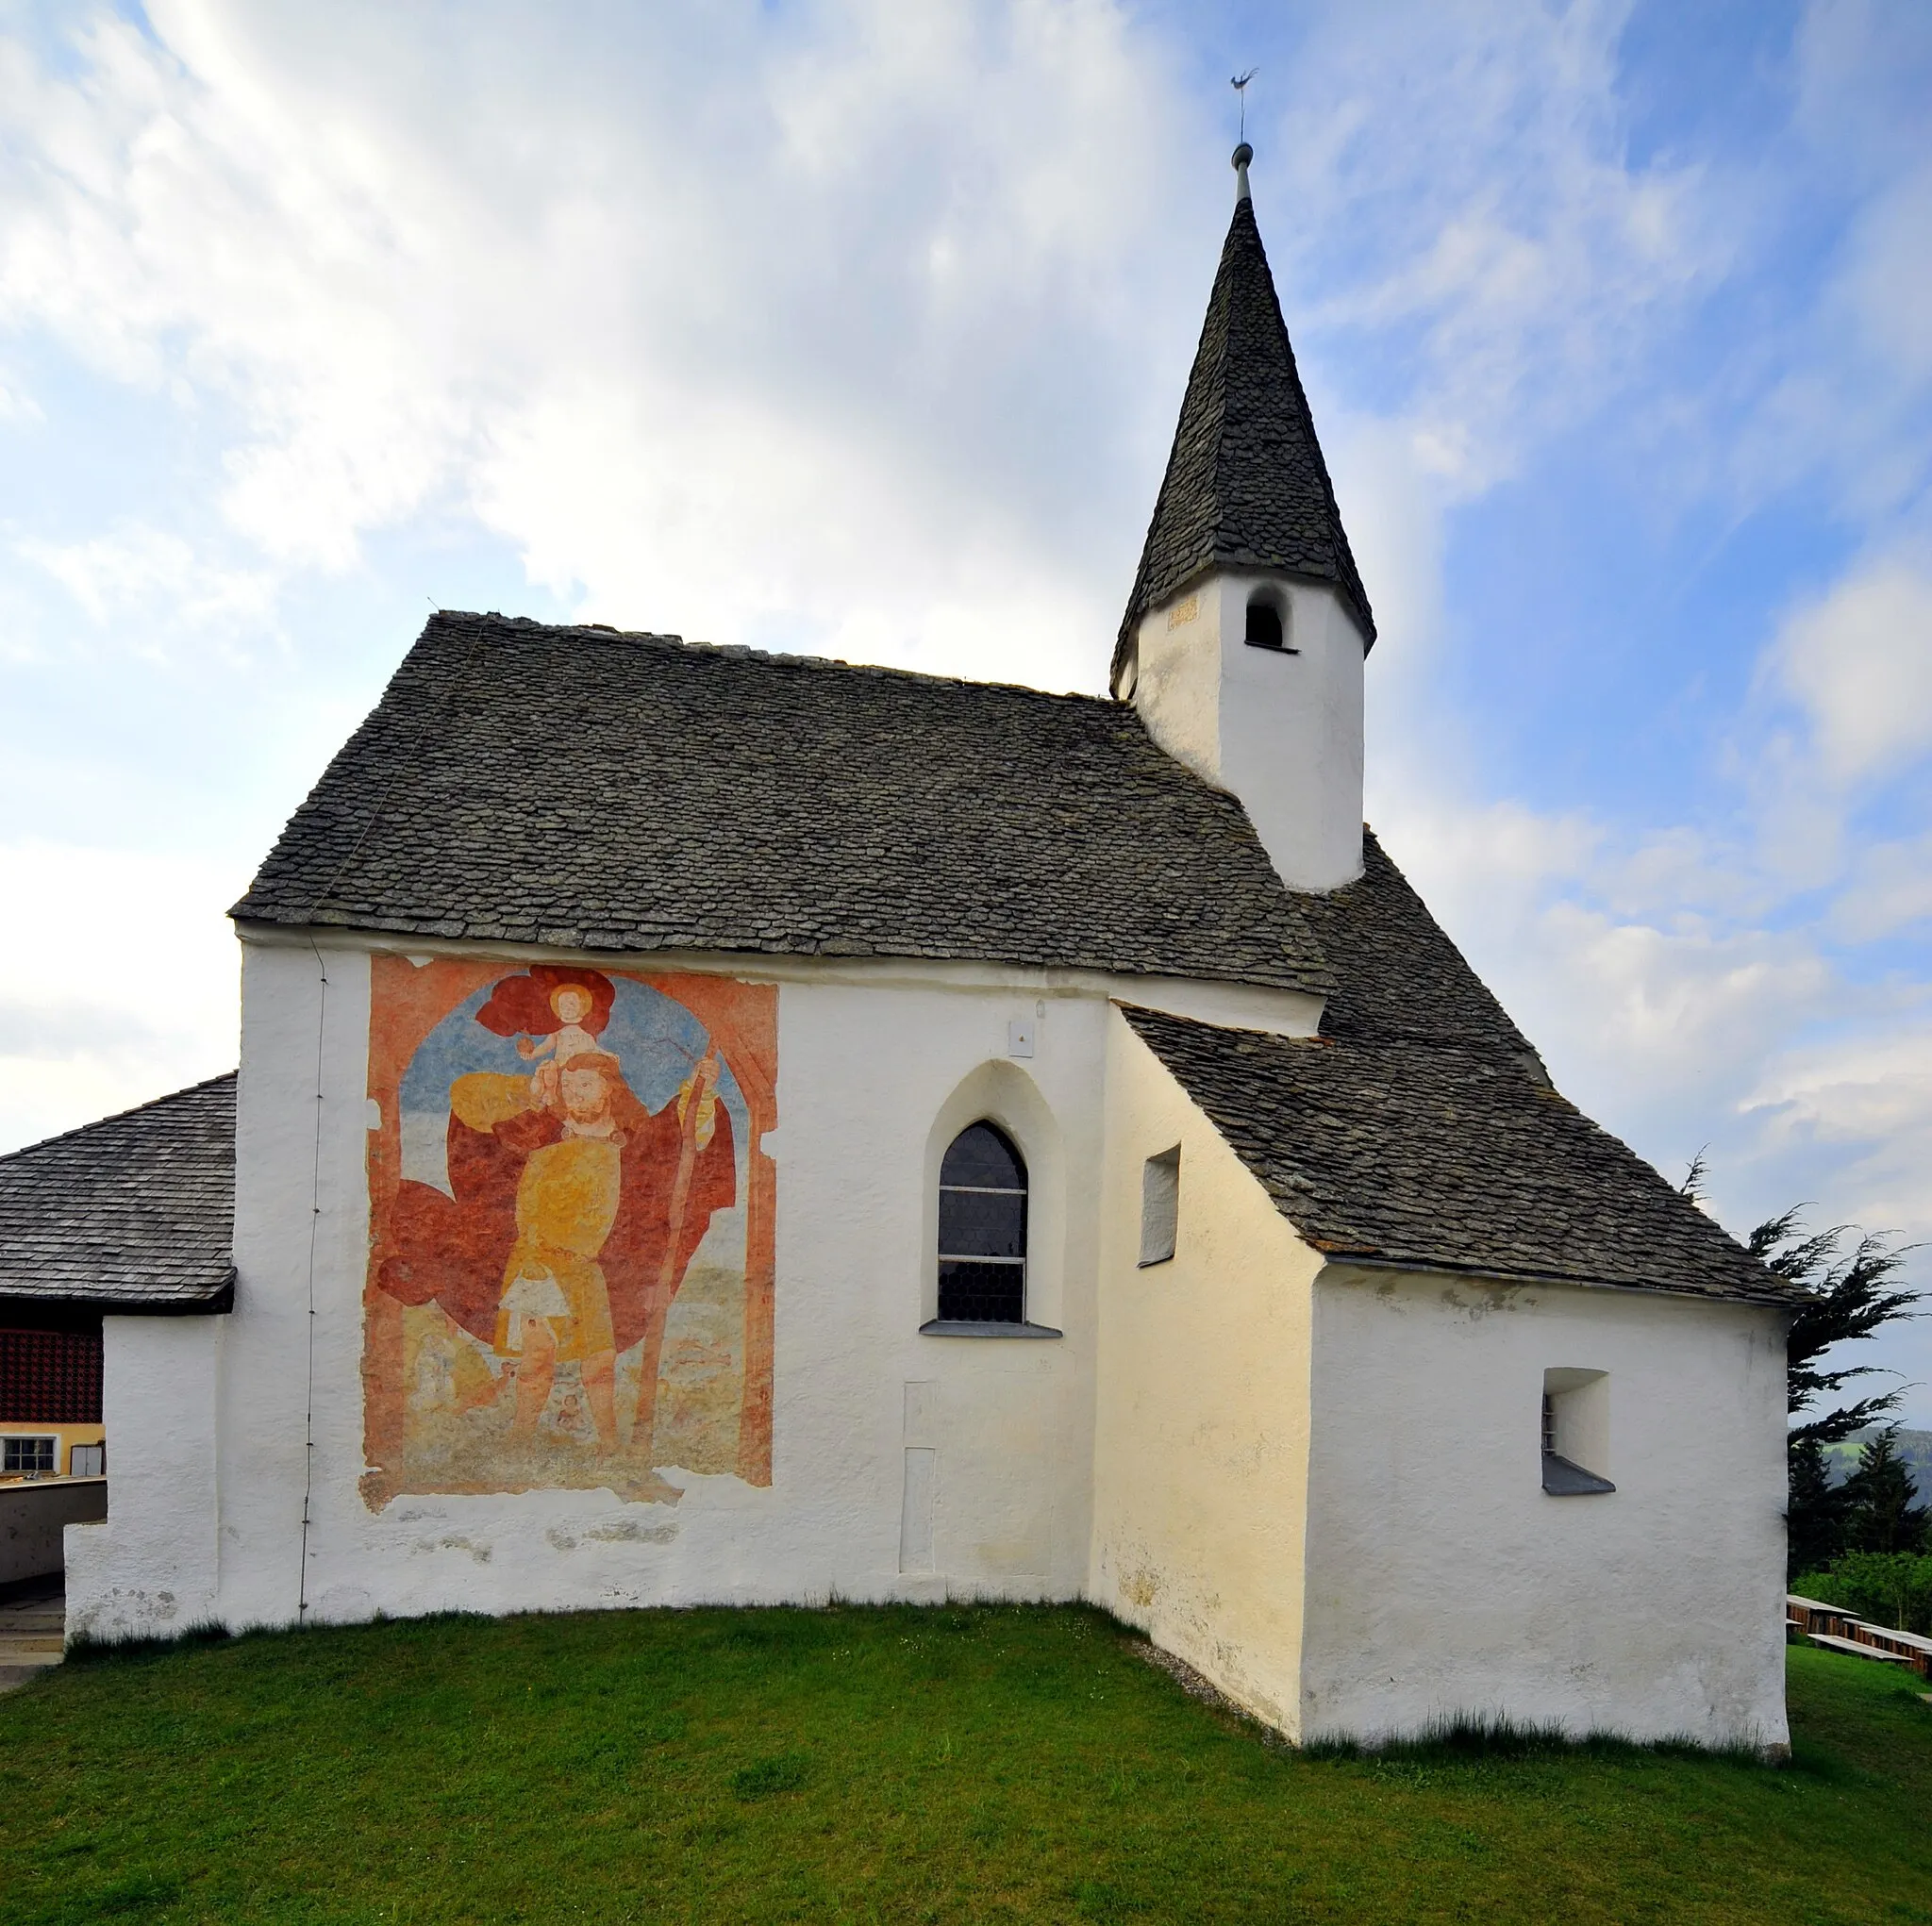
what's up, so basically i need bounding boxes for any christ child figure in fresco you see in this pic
[516,982,603,1073]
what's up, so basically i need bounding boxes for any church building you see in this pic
[19,149,1802,1749]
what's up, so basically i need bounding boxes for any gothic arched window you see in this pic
[937,1122,1028,1324]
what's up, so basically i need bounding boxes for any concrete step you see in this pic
[0,1586,66,1689]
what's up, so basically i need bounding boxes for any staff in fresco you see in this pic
[375,968,735,1481]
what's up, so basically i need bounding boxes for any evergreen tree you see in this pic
[1785,1435,1848,1577]
[1841,1427,1930,1554]
[1757,1210,1918,1574]
[1680,1160,1921,1576]
[1759,1210,1919,1453]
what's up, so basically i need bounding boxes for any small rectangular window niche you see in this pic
[1541,1369,1614,1495]
[1139,1145,1181,1267]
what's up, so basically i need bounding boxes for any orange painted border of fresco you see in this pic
[361,955,778,1500]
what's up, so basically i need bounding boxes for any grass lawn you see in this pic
[2,1604,1928,1924]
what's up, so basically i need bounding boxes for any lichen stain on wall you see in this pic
[359,957,777,1512]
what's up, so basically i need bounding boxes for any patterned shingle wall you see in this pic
[1112,194,1376,688]
[0,1074,235,1310]
[0,1327,102,1421]
[232,613,1334,994]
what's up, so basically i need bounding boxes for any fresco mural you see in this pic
[361,958,776,1510]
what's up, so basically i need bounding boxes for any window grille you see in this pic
[937,1122,1027,1323]
[3,1436,57,1475]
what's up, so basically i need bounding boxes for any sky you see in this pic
[1,0,1928,1422]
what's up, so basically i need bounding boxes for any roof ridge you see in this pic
[0,1070,236,1166]
[430,611,1114,708]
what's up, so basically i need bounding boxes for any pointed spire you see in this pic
[1113,147,1374,689]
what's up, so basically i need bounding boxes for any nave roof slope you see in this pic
[233,611,1335,994]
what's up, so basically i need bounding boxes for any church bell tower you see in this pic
[1112,143,1374,894]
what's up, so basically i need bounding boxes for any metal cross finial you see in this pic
[1231,67,1257,142]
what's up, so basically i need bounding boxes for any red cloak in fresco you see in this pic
[374,1060,736,1355]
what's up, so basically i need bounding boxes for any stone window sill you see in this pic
[1541,1452,1615,1496]
[919,1319,1063,1339]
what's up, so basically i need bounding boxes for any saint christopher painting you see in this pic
[360,958,777,1509]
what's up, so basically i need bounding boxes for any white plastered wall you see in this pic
[1125,573,1367,893]
[65,1315,224,1640]
[1089,1010,1318,1735]
[150,938,1141,1630]
[1302,1265,1791,1750]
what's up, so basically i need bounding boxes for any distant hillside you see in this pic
[1821,1427,1932,1501]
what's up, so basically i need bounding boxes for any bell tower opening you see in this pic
[1243,587,1291,653]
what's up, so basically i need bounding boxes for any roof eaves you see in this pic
[0,1270,237,1319]
[1313,1251,1805,1312]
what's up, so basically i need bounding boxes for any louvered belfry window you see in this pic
[0,1327,103,1425]
[938,1122,1027,1323]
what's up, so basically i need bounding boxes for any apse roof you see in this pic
[1120,839,1795,1307]
[0,1073,236,1314]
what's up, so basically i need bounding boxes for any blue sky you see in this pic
[2,0,1928,1420]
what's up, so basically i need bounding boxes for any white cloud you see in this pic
[15,522,279,650]
[1257,0,1726,498]
[1835,831,1932,942]
[0,840,241,1151]
[0,0,1752,677]
[1747,1021,1932,1207]
[0,0,1194,681]
[1724,9,1932,523]
[1774,554,1932,787]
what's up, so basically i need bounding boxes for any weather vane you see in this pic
[1231,67,1257,143]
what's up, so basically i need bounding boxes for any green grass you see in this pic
[2,1604,1928,1923]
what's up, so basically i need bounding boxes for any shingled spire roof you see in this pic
[1112,150,1374,689]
